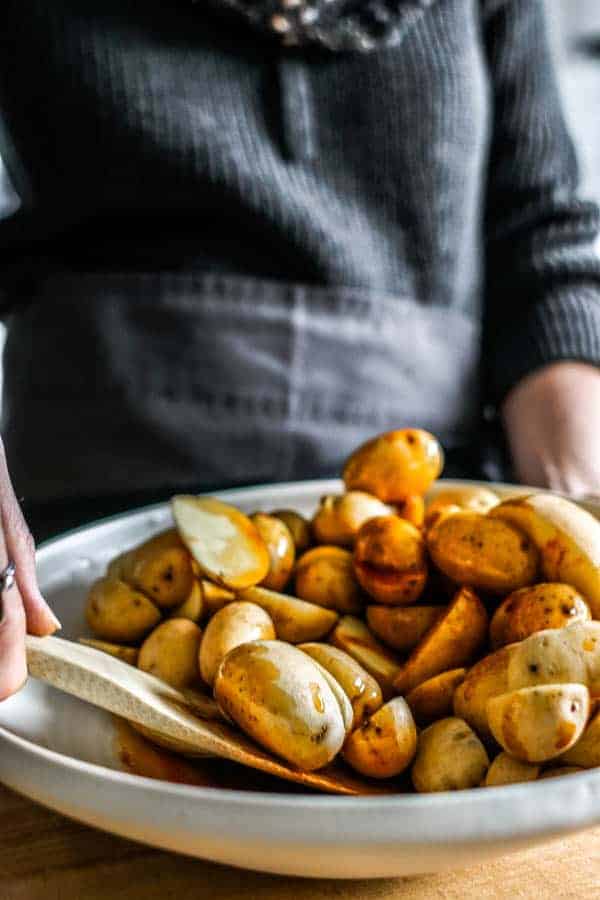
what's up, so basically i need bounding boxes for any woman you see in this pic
[0,0,599,697]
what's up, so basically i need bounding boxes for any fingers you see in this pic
[0,580,27,701]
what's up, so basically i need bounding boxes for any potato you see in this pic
[425,486,499,530]
[78,638,139,665]
[298,642,383,729]
[138,619,203,690]
[250,513,295,592]
[342,698,417,779]
[311,492,392,546]
[237,585,338,643]
[118,529,195,609]
[172,496,270,590]
[490,583,590,649]
[411,717,489,793]
[396,495,425,529]
[483,752,540,787]
[453,644,514,740]
[343,429,444,502]
[86,577,161,643]
[353,516,428,605]
[366,605,445,653]
[559,709,600,768]
[201,579,236,618]
[394,587,488,695]
[294,546,363,614]
[427,512,539,594]
[308,658,355,736]
[329,615,401,698]
[539,766,585,779]
[406,668,466,727]
[269,509,313,555]
[506,625,590,693]
[214,640,347,771]
[170,579,204,623]
[487,684,589,763]
[199,601,275,686]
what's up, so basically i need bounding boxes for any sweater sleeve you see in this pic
[482,0,600,404]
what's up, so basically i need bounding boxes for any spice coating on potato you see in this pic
[118,529,195,609]
[86,577,161,643]
[490,583,590,649]
[269,509,313,555]
[298,642,383,729]
[330,615,401,699]
[312,492,392,547]
[411,717,489,793]
[214,640,347,771]
[237,585,339,643]
[354,516,428,605]
[366,605,445,653]
[487,684,589,763]
[199,601,275,686]
[343,429,444,502]
[453,644,514,740]
[138,619,203,690]
[251,513,296,592]
[295,546,363,614]
[483,752,540,787]
[406,668,466,727]
[343,698,417,779]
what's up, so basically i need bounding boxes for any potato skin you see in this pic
[425,487,499,530]
[199,601,275,686]
[86,577,161,643]
[295,546,363,614]
[138,619,203,689]
[311,492,391,547]
[298,642,383,729]
[411,718,489,793]
[119,529,195,609]
[237,586,339,643]
[269,509,313,555]
[201,579,235,618]
[366,605,445,653]
[330,615,401,699]
[427,512,539,594]
[251,513,296,592]
[78,638,139,665]
[343,429,444,502]
[559,709,600,768]
[406,668,466,727]
[170,579,204,623]
[506,626,588,692]
[214,640,347,771]
[490,583,590,649]
[354,516,428,605]
[453,645,514,740]
[343,698,417,779]
[483,752,540,787]
[539,766,585,779]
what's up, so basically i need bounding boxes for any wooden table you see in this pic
[3,783,600,899]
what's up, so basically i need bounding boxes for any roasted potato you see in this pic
[170,579,204,623]
[250,513,295,592]
[311,491,391,546]
[425,486,499,530]
[118,529,195,609]
[330,615,401,698]
[214,640,347,771]
[343,428,444,502]
[394,587,488,695]
[199,601,275,686]
[294,546,363,614]
[490,583,590,649]
[453,644,514,740]
[269,509,313,555]
[559,709,600,768]
[396,495,426,529]
[411,717,489,793]
[366,605,445,653]
[406,668,466,727]
[343,698,417,779]
[506,624,592,692]
[201,579,236,618]
[86,577,161,643]
[138,619,203,690]
[354,516,428,605]
[298,642,383,729]
[487,684,589,763]
[483,752,540,787]
[78,638,139,665]
[238,585,338,643]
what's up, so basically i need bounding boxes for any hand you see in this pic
[502,362,600,497]
[0,439,60,701]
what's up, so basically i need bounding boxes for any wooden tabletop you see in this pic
[3,783,600,899]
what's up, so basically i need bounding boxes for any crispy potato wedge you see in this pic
[329,615,401,699]
[406,668,466,727]
[411,717,489,793]
[237,585,338,643]
[366,605,445,653]
[490,583,590,649]
[483,752,540,787]
[343,698,417,779]
[78,638,139,665]
[86,577,161,643]
[343,429,444,502]
[298,642,383,729]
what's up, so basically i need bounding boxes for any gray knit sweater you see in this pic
[0,0,599,504]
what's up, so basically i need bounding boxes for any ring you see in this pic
[0,561,16,593]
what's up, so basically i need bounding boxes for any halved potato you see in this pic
[343,698,417,779]
[453,644,514,740]
[294,546,363,614]
[353,516,428,605]
[329,615,401,699]
[138,619,203,690]
[172,496,270,591]
[78,638,139,665]
[118,529,195,609]
[237,585,338,643]
[298,643,383,729]
[366,605,445,653]
[269,509,313,555]
[405,668,466,727]
[311,491,391,547]
[86,577,161,643]
[169,579,204,623]
[411,717,489,793]
[394,587,488,695]
[199,601,275,686]
[483,752,540,787]
[251,513,295,592]
[343,429,444,502]
[490,583,590,649]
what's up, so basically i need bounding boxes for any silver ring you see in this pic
[0,561,16,593]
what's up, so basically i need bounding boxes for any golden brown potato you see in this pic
[487,684,589,763]
[86,577,161,643]
[490,583,590,649]
[269,509,313,555]
[427,512,539,595]
[411,718,489,793]
[201,579,236,618]
[559,709,600,768]
[118,529,195,609]
[214,640,347,771]
[311,491,391,547]
[405,668,466,727]
[425,486,499,530]
[396,494,426,529]
[366,605,445,653]
[343,429,444,502]
[237,585,339,643]
[199,601,275,686]
[539,766,585,779]
[483,752,540,787]
[78,638,139,665]
[172,496,270,590]
[353,516,428,605]
[138,619,203,690]
[251,513,295,592]
[307,658,355,736]
[453,645,514,740]
[294,546,363,614]
[394,587,488,695]
[298,642,383,729]
[330,615,401,699]
[169,579,204,623]
[342,698,417,779]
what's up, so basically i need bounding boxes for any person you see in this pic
[0,0,599,699]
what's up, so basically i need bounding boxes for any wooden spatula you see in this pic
[25,635,393,796]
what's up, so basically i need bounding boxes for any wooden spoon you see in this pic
[25,635,393,796]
